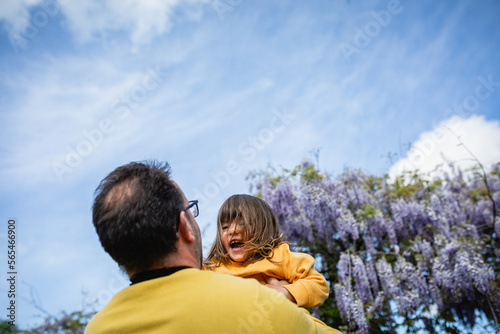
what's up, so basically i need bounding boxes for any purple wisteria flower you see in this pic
[352,255,373,304]
[334,282,369,334]
[391,199,429,238]
[334,283,348,320]
[469,251,495,295]
[428,277,444,309]
[496,216,500,240]
[337,252,350,283]
[363,235,376,256]
[271,179,298,218]
[376,258,398,297]
[393,257,427,313]
[335,208,359,244]
[452,249,474,299]
[365,260,380,294]
[366,291,385,314]
[415,238,433,260]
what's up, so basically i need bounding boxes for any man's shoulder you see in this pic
[85,268,340,333]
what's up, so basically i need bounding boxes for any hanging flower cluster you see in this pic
[248,161,500,333]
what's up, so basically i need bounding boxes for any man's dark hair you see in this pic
[92,161,185,273]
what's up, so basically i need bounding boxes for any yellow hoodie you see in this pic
[209,243,329,309]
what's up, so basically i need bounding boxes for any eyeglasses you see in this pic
[176,200,199,235]
[184,200,199,218]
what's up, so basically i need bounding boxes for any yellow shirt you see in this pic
[209,243,329,309]
[85,268,341,334]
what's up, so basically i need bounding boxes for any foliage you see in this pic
[247,159,500,333]
[0,310,95,334]
[23,311,95,334]
[1,319,19,333]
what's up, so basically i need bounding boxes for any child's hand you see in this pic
[263,275,297,304]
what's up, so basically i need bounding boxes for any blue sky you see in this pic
[0,0,499,329]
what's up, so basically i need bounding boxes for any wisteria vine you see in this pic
[248,161,500,333]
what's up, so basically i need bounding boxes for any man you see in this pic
[85,161,340,333]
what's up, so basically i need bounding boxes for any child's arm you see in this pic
[279,244,330,308]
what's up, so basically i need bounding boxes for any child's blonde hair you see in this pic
[205,194,283,268]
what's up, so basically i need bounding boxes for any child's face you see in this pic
[221,220,249,262]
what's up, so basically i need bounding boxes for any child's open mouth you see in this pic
[230,241,245,250]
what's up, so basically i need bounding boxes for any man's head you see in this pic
[92,161,201,274]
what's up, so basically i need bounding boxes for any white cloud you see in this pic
[389,115,500,179]
[0,0,42,32]
[61,0,208,47]
[0,0,208,48]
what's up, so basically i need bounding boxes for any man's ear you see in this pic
[178,211,195,242]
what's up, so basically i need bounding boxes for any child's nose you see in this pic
[229,224,241,234]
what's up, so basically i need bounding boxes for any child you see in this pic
[204,194,329,309]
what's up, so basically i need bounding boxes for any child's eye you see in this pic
[221,226,228,230]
